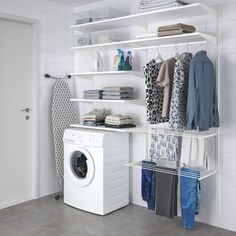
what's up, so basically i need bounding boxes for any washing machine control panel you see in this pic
[74,134,103,147]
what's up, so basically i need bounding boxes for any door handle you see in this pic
[21,107,30,112]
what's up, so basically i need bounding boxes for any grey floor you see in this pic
[0,195,236,236]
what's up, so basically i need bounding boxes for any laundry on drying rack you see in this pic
[149,129,181,169]
[155,167,178,218]
[82,108,110,126]
[180,135,209,170]
[104,114,136,128]
[139,0,188,10]
[83,89,103,99]
[158,23,196,37]
[102,87,134,100]
[141,160,156,210]
[180,168,201,230]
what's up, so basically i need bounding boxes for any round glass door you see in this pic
[68,148,95,187]
[71,151,88,179]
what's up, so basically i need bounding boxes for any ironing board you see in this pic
[52,80,77,180]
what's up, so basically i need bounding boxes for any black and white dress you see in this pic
[169,52,193,130]
[144,60,169,124]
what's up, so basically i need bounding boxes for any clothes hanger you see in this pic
[187,43,190,53]
[174,44,180,59]
[155,47,164,62]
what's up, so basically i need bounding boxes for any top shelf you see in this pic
[71,3,217,33]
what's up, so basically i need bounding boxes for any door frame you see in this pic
[0,13,40,199]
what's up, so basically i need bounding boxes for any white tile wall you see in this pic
[0,0,74,197]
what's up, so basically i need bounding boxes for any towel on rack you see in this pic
[141,160,156,210]
[149,129,181,169]
[180,135,209,170]
[180,168,201,230]
[155,167,178,218]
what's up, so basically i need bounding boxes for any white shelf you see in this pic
[70,124,148,133]
[71,33,217,51]
[70,98,145,106]
[71,3,217,33]
[70,71,144,78]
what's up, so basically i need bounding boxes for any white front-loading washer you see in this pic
[63,128,129,215]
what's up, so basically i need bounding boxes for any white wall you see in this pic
[0,0,74,197]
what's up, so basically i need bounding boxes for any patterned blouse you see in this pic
[169,52,193,130]
[143,59,169,124]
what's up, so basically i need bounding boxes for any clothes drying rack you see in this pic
[126,127,218,181]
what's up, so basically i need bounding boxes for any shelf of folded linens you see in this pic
[70,124,148,133]
[71,3,216,33]
[70,33,217,51]
[70,71,144,78]
[126,160,217,181]
[70,98,145,106]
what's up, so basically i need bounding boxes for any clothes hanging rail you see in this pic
[132,40,207,51]
[44,74,71,80]
[126,161,217,181]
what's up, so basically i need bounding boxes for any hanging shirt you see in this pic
[169,52,193,130]
[156,57,176,118]
[186,50,219,131]
[143,60,169,124]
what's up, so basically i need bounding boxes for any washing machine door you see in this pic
[66,147,95,187]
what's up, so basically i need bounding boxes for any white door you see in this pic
[0,18,35,208]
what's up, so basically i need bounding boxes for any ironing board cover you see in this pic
[52,80,77,179]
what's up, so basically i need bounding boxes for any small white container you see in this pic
[92,31,129,44]
[91,7,127,22]
[74,33,91,47]
[74,11,92,25]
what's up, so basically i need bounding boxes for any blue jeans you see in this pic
[141,161,156,210]
[180,168,200,230]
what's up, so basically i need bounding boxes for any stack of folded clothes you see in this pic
[139,0,188,11]
[82,109,110,126]
[105,115,136,128]
[102,87,134,100]
[83,89,103,99]
[158,23,195,37]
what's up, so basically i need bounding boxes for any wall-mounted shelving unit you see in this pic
[70,3,218,136]
[71,32,217,51]
[71,3,216,32]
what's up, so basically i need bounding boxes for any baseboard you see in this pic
[0,196,34,209]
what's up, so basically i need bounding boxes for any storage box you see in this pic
[74,33,91,46]
[92,31,129,44]
[74,11,92,25]
[91,7,127,22]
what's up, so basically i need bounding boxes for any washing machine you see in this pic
[63,128,129,215]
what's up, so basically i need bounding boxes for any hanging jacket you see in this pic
[186,51,219,131]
